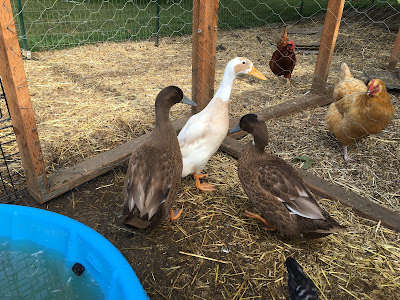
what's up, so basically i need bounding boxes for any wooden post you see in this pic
[388,26,400,70]
[0,0,48,201]
[311,0,345,94]
[192,0,219,112]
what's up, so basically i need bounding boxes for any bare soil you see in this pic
[13,16,400,300]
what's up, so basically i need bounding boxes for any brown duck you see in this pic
[231,114,345,239]
[122,86,196,228]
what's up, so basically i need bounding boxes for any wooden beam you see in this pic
[24,89,400,232]
[388,26,400,70]
[0,0,47,201]
[40,92,333,203]
[311,0,345,93]
[192,0,219,112]
[298,171,400,232]
[220,135,400,233]
[229,88,334,129]
[35,114,191,203]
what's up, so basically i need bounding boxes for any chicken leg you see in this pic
[343,145,354,162]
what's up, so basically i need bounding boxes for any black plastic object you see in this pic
[72,262,85,276]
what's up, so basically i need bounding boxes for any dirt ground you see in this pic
[17,155,400,299]
[16,156,400,299]
[12,14,400,300]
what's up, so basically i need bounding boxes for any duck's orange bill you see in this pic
[249,66,267,80]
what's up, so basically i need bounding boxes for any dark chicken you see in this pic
[286,257,319,300]
[269,26,296,85]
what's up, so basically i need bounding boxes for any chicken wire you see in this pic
[11,0,398,51]
[0,77,27,204]
[7,0,398,205]
[3,2,399,298]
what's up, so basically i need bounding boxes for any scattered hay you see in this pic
[95,155,400,299]
[17,18,400,299]
[22,20,399,210]
[153,153,400,299]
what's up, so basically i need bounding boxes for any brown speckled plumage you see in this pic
[235,114,345,239]
[122,86,191,228]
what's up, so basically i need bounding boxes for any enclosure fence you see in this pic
[0,77,26,204]
[1,0,399,211]
[1,0,399,298]
[11,0,399,52]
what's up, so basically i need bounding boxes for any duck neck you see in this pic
[213,66,236,103]
[154,103,172,130]
[252,133,268,153]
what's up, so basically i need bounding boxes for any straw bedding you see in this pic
[19,19,400,299]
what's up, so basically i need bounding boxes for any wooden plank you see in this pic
[220,135,400,232]
[45,133,150,202]
[44,91,331,202]
[191,0,200,114]
[40,114,192,203]
[228,89,334,130]
[0,0,47,201]
[192,0,219,112]
[298,171,400,232]
[364,70,400,91]
[388,26,400,70]
[36,90,334,203]
[311,0,345,93]
[43,90,331,202]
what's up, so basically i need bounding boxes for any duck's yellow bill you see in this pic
[248,66,267,80]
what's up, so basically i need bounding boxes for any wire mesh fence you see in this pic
[0,77,27,204]
[12,0,398,52]
[9,0,399,206]
[2,0,400,298]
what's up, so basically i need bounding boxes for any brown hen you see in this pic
[326,63,395,161]
[269,26,296,85]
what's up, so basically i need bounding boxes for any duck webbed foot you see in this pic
[193,173,216,191]
[168,208,183,221]
[244,210,277,231]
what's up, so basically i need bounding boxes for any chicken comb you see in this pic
[282,26,288,41]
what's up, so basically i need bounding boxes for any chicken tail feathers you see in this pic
[339,62,353,82]
[286,257,319,300]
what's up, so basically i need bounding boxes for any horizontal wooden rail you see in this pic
[220,135,400,232]
[41,91,332,203]
[229,88,333,129]
[37,114,191,203]
[32,91,400,233]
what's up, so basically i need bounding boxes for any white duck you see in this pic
[178,57,267,191]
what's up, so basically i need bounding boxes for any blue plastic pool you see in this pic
[0,204,148,300]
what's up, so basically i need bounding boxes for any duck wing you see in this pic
[178,113,211,156]
[123,147,176,225]
[257,159,325,220]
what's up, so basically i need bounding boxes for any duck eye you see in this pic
[242,61,246,64]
